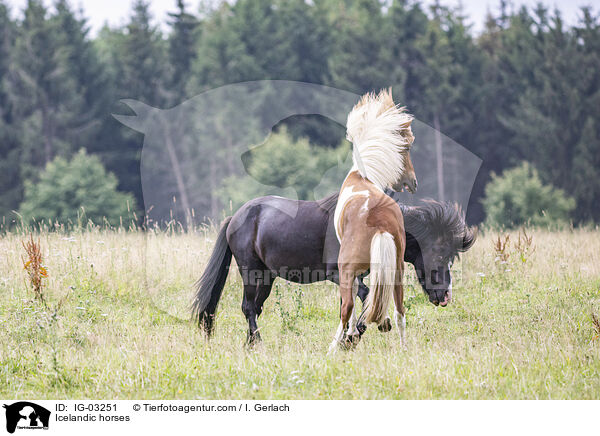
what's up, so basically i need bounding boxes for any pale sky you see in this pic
[6,0,598,36]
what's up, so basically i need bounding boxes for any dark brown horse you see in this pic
[192,191,475,346]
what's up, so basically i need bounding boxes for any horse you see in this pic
[329,89,417,351]
[191,191,476,346]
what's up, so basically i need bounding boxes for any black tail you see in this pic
[192,216,233,336]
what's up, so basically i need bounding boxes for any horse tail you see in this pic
[363,231,395,324]
[192,216,233,336]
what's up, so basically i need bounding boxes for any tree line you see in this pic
[0,0,599,226]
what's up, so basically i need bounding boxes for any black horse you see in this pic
[192,192,476,344]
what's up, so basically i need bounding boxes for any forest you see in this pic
[1,0,599,226]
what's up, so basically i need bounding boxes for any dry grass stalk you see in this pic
[592,313,600,341]
[22,234,48,305]
[515,229,535,260]
[494,234,510,263]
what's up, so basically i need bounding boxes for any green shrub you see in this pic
[482,162,575,229]
[19,149,137,227]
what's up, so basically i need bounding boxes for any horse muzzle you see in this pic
[404,177,418,193]
[395,176,418,193]
[430,289,451,307]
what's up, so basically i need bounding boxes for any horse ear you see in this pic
[112,99,157,133]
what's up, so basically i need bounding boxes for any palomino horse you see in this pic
[330,90,416,351]
[192,191,476,345]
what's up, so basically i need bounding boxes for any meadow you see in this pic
[1,226,599,399]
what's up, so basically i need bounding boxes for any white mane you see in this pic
[346,90,413,190]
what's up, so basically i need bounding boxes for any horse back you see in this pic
[227,195,334,278]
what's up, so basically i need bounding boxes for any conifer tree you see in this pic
[0,1,21,219]
[167,0,200,102]
[326,0,390,93]
[8,0,85,173]
[572,117,600,221]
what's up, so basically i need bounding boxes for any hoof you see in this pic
[357,322,367,336]
[378,318,392,333]
[246,330,262,347]
[340,333,360,351]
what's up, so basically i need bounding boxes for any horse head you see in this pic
[390,115,417,193]
[403,200,477,306]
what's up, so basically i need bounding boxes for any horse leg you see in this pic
[252,274,274,341]
[356,277,369,336]
[347,279,361,342]
[329,270,358,353]
[242,283,262,346]
[243,282,274,347]
[255,276,274,319]
[328,322,345,354]
[357,276,369,302]
[236,255,270,347]
[393,271,406,346]
[356,276,391,334]
[339,279,360,337]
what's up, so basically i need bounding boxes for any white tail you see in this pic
[363,232,396,324]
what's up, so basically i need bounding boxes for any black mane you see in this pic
[400,200,476,253]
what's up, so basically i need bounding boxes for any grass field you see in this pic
[1,226,600,399]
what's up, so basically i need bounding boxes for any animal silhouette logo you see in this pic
[3,402,50,434]
[114,80,481,229]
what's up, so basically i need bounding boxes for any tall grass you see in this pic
[0,226,599,399]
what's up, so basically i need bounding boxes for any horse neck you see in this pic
[403,232,420,264]
[399,205,426,263]
[343,168,385,194]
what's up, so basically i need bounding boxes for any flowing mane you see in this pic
[346,88,414,190]
[400,200,477,254]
